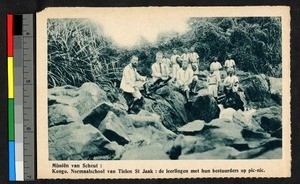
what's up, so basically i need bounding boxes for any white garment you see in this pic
[120,64,146,94]
[224,75,239,92]
[208,85,218,97]
[171,54,180,64]
[189,52,199,63]
[207,74,218,97]
[162,58,172,74]
[151,62,170,81]
[162,58,171,67]
[176,68,194,87]
[181,53,190,61]
[210,62,222,82]
[210,61,222,71]
[225,59,236,69]
[171,63,180,79]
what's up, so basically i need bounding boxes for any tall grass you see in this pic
[47,19,122,89]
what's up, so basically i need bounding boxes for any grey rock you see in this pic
[121,144,170,160]
[219,108,236,121]
[268,77,282,105]
[48,82,109,115]
[252,106,282,135]
[48,104,82,127]
[187,89,220,123]
[156,86,189,123]
[48,123,124,160]
[98,111,130,146]
[230,138,282,159]
[82,102,127,128]
[179,146,240,160]
[239,74,277,108]
[143,98,187,132]
[177,120,205,135]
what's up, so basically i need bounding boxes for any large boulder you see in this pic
[129,110,175,136]
[233,109,262,131]
[169,135,214,159]
[268,77,282,105]
[219,108,236,121]
[98,111,131,146]
[239,74,277,108]
[204,118,246,146]
[48,82,109,115]
[186,89,220,123]
[169,119,246,159]
[254,148,282,159]
[48,123,124,160]
[125,110,177,154]
[252,106,282,137]
[230,138,282,159]
[82,102,128,128]
[48,104,82,127]
[179,146,240,160]
[126,125,176,153]
[143,98,187,132]
[156,86,189,123]
[80,82,108,103]
[177,120,205,135]
[121,143,170,160]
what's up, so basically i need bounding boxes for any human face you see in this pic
[156,55,163,63]
[182,62,188,70]
[131,56,138,68]
[173,49,177,54]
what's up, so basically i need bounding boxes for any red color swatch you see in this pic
[7,14,13,57]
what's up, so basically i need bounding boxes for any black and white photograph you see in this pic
[37,7,291,179]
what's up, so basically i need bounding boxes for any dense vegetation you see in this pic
[48,17,282,88]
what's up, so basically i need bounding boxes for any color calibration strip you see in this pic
[7,14,35,181]
[7,14,16,181]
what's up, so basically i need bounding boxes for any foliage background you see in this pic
[47,17,282,88]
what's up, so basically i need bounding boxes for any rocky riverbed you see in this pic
[48,71,282,160]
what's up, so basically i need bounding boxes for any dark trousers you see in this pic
[123,92,144,114]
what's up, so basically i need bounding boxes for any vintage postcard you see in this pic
[37,6,291,179]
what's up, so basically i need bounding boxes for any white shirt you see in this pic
[207,73,218,85]
[189,52,199,63]
[224,75,239,92]
[177,68,194,86]
[181,53,190,61]
[171,54,180,64]
[225,59,236,68]
[210,61,222,71]
[171,64,180,79]
[151,62,170,81]
[120,64,146,93]
[162,58,172,71]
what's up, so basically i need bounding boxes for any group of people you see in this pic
[120,47,241,113]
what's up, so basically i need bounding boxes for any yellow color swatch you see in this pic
[8,57,14,98]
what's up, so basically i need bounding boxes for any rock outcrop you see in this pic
[252,106,282,138]
[48,104,82,127]
[48,82,108,115]
[186,89,220,123]
[239,74,278,108]
[47,80,282,160]
[48,123,124,160]
[98,111,131,146]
